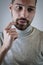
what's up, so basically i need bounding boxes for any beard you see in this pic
[14,18,31,30]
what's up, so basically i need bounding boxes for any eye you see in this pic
[19,6,23,10]
[27,8,34,12]
[15,5,23,11]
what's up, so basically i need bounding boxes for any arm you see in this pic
[0,22,18,65]
[0,30,12,64]
[0,44,9,64]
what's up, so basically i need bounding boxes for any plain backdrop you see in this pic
[0,0,43,32]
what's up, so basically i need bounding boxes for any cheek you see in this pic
[28,12,35,21]
[12,10,20,21]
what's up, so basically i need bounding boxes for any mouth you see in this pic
[17,20,27,26]
[15,19,29,30]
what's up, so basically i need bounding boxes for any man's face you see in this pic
[10,0,36,30]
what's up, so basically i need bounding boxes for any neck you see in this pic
[15,25,33,38]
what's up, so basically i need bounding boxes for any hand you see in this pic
[3,22,18,49]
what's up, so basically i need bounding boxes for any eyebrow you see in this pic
[15,3,36,8]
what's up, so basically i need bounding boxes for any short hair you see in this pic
[11,0,37,5]
[35,0,37,4]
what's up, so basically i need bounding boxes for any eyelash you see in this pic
[15,6,22,11]
[27,8,34,12]
[15,6,34,12]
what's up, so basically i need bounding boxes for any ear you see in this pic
[9,4,12,12]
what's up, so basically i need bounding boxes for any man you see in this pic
[0,0,43,65]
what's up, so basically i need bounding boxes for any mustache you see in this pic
[16,18,29,23]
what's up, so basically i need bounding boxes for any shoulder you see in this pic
[32,27,43,42]
[33,27,43,37]
[40,31,43,39]
[34,28,43,52]
[33,27,43,52]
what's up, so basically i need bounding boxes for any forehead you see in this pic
[13,0,35,6]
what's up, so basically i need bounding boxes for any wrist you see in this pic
[2,44,9,52]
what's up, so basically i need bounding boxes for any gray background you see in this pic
[0,0,43,32]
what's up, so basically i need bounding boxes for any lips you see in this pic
[17,20,27,25]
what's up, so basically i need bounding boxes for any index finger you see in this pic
[5,22,16,30]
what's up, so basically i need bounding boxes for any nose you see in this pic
[20,8,28,18]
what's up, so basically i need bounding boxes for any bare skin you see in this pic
[0,0,36,64]
[0,22,18,64]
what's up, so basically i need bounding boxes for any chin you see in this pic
[15,24,29,31]
[16,26,28,31]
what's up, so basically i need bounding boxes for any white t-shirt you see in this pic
[0,26,43,65]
